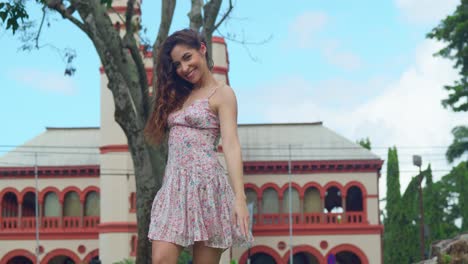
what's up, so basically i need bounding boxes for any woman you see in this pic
[144,29,253,264]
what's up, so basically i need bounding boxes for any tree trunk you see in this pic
[46,1,227,263]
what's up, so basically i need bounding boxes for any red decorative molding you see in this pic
[0,165,99,179]
[253,224,383,236]
[344,181,369,197]
[98,222,137,233]
[302,182,324,198]
[327,243,370,264]
[100,144,129,154]
[83,249,99,263]
[279,182,302,199]
[60,186,82,203]
[323,181,344,194]
[212,66,228,75]
[277,241,286,250]
[243,159,383,175]
[238,245,282,264]
[38,186,61,203]
[367,194,379,198]
[320,240,329,250]
[129,192,136,213]
[0,249,36,264]
[81,186,100,202]
[41,248,81,264]
[212,36,226,45]
[282,245,323,263]
[108,6,142,15]
[130,235,137,256]
[78,245,86,254]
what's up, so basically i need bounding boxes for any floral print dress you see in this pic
[148,86,254,250]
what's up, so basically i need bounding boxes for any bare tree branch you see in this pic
[188,0,202,31]
[34,5,47,48]
[125,0,135,34]
[153,0,176,52]
[45,0,88,34]
[202,0,222,35]
[212,0,232,33]
[152,0,176,93]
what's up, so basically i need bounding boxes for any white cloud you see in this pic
[321,41,363,71]
[8,68,77,95]
[287,12,362,71]
[395,0,459,24]
[244,39,468,191]
[289,11,328,48]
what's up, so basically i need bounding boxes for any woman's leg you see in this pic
[152,240,183,264]
[192,241,223,264]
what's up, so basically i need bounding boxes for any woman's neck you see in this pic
[193,71,218,90]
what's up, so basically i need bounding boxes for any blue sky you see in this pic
[1,0,467,192]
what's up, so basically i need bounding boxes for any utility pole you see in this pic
[413,155,425,260]
[34,152,40,264]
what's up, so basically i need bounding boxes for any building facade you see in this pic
[0,1,383,263]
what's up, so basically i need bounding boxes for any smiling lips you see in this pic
[185,69,196,81]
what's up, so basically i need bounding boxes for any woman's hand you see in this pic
[234,196,250,237]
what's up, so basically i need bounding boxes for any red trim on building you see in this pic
[282,245,323,263]
[344,181,368,197]
[0,249,36,264]
[83,249,99,263]
[212,66,228,75]
[60,186,82,203]
[0,165,99,179]
[253,224,383,236]
[41,248,81,264]
[302,182,324,198]
[0,187,20,203]
[19,187,37,204]
[259,183,281,199]
[100,144,129,154]
[98,222,137,233]
[243,159,383,175]
[244,183,260,194]
[323,181,344,195]
[238,245,282,264]
[38,186,61,203]
[327,243,370,264]
[367,194,379,198]
[279,182,302,199]
[81,186,100,202]
[212,36,226,45]
[108,6,142,15]
[0,231,98,240]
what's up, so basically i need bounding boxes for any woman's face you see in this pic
[170,43,207,85]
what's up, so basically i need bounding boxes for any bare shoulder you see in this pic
[211,83,237,113]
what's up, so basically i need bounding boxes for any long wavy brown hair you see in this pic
[144,29,214,144]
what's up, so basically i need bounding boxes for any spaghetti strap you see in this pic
[207,84,223,99]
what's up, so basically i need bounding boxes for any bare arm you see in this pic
[216,85,249,235]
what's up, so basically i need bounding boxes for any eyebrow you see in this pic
[172,52,191,65]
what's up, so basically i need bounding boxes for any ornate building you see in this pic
[0,1,383,263]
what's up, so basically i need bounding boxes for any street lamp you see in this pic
[412,155,425,260]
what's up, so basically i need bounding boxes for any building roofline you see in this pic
[45,127,99,130]
[238,122,323,127]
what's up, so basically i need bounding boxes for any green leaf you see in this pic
[0,3,5,9]
[0,11,6,22]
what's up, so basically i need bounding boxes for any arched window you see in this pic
[84,191,100,216]
[245,188,258,214]
[63,192,81,217]
[262,188,279,213]
[283,187,300,213]
[44,192,60,217]
[346,186,363,211]
[1,192,18,217]
[325,186,342,213]
[22,192,36,217]
[303,187,321,213]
